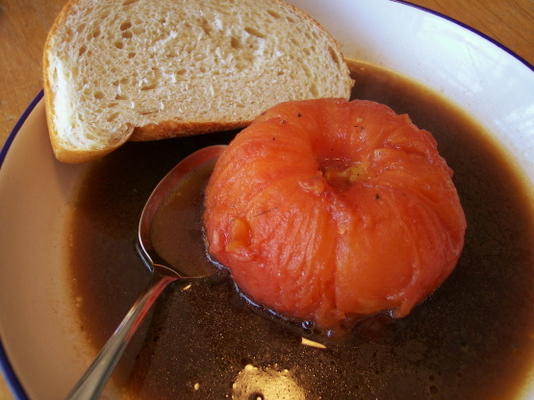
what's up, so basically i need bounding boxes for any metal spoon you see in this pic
[66,144,226,400]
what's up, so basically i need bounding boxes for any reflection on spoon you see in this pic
[66,145,226,400]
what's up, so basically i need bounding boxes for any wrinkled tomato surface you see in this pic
[203,99,466,330]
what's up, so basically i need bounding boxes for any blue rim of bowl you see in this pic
[0,90,44,169]
[0,89,43,400]
[0,1,532,398]
[393,0,533,71]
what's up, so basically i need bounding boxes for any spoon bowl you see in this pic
[66,144,226,400]
[137,144,226,278]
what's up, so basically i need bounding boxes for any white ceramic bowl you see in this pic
[1,1,533,399]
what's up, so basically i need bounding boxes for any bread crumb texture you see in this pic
[44,0,353,159]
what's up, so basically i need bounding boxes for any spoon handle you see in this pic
[65,273,177,400]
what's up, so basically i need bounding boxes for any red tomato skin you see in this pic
[203,99,466,330]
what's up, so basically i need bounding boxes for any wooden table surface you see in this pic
[0,0,532,398]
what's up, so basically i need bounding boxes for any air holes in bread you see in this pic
[310,83,318,96]
[328,46,340,66]
[200,18,212,36]
[140,70,160,91]
[64,28,73,41]
[106,112,119,122]
[231,37,241,49]
[244,27,265,39]
[267,10,281,19]
[141,83,158,91]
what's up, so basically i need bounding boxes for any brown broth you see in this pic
[67,60,534,399]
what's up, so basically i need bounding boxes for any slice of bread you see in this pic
[43,0,354,163]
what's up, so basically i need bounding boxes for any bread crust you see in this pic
[43,0,354,163]
[130,120,251,141]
